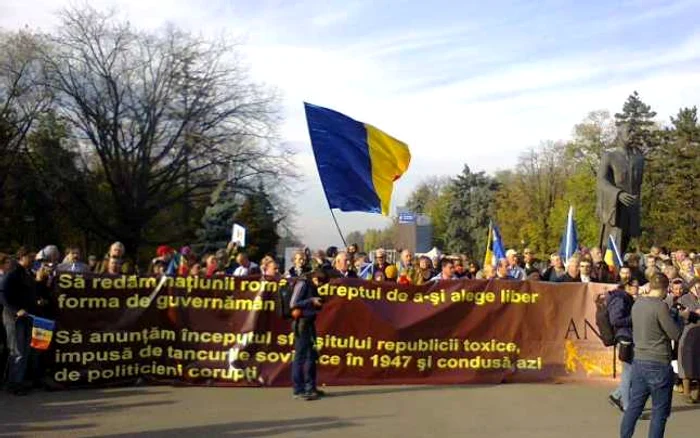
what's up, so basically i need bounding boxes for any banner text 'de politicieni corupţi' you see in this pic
[49,274,614,388]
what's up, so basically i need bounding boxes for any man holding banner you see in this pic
[0,247,36,395]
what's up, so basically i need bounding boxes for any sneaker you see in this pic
[292,393,304,400]
[608,395,624,412]
[302,392,319,401]
[311,389,326,397]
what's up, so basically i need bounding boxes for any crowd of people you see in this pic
[0,240,699,418]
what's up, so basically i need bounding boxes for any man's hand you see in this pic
[618,192,637,207]
[16,309,27,318]
[311,297,323,308]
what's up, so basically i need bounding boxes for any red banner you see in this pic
[49,274,615,387]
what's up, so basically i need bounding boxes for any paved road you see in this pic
[0,383,698,437]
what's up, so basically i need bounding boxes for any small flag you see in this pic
[30,316,56,350]
[604,235,623,269]
[484,221,494,268]
[492,222,507,266]
[559,206,579,264]
[358,262,374,280]
[484,220,507,267]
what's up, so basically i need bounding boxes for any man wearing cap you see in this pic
[620,274,696,438]
[373,249,390,277]
[506,249,526,280]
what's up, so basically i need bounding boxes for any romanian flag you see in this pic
[304,103,411,215]
[604,234,623,272]
[30,316,56,350]
[484,220,507,267]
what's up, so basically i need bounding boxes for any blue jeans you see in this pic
[2,309,32,387]
[611,361,632,410]
[292,318,317,394]
[620,360,674,438]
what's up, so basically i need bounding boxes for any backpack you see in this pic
[595,293,616,347]
[277,279,305,320]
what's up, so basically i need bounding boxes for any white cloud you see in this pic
[3,1,700,248]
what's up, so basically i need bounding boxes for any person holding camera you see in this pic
[289,270,328,401]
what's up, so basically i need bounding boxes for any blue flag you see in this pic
[492,222,506,265]
[558,206,579,264]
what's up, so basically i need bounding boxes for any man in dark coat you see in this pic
[0,247,37,395]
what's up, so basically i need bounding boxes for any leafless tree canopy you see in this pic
[27,5,292,249]
[0,30,52,190]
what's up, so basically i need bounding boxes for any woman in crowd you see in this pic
[679,279,700,403]
[189,262,202,277]
[467,261,479,279]
[415,256,434,285]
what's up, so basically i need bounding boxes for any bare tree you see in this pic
[566,110,616,175]
[37,6,293,254]
[0,30,52,191]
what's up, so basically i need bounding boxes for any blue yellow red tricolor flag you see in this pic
[304,102,411,216]
[604,234,623,271]
[484,220,507,267]
[30,316,56,350]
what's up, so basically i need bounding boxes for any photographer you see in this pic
[289,269,328,401]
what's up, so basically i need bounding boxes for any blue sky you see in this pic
[3,0,700,248]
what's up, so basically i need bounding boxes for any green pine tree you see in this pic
[444,165,499,257]
[641,107,700,248]
[194,187,239,255]
[615,91,658,155]
[233,185,280,259]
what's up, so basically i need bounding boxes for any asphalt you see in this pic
[0,383,698,437]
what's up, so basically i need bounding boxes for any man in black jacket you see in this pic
[0,247,37,395]
[607,282,635,412]
[590,247,614,283]
[289,270,328,400]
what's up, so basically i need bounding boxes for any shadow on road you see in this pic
[87,416,359,438]
[326,384,494,398]
[0,388,174,437]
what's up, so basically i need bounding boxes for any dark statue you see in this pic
[596,124,644,256]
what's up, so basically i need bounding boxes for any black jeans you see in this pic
[292,317,317,394]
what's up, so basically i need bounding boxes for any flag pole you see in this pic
[329,209,348,248]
